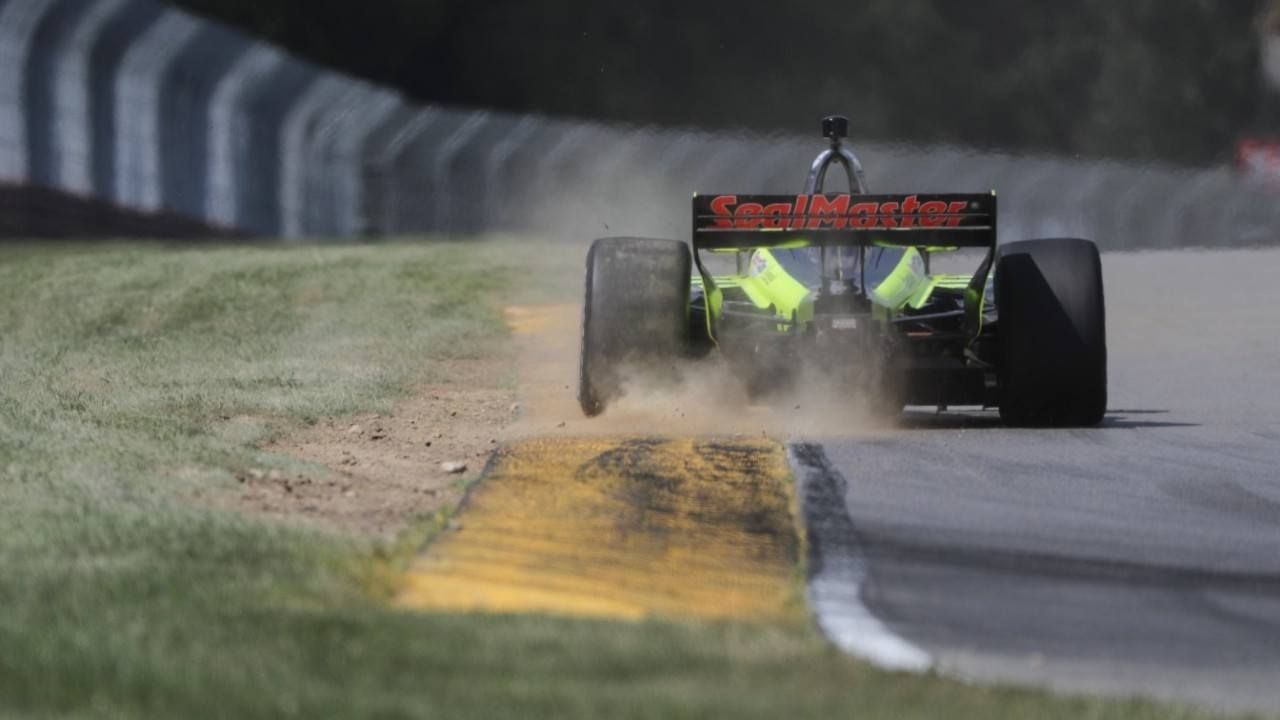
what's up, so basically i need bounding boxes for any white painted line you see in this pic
[788,443,932,672]
[808,548,933,672]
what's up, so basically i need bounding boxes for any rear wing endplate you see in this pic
[692,192,996,250]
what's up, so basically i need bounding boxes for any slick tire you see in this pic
[579,237,691,417]
[995,237,1107,427]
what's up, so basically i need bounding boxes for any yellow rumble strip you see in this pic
[397,437,801,621]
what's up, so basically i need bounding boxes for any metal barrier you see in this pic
[1,0,1278,247]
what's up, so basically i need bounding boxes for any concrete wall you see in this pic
[1,0,1278,247]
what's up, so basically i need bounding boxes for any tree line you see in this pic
[173,0,1276,166]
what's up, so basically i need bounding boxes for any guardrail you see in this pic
[2,0,1278,248]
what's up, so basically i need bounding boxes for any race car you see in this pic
[578,116,1106,427]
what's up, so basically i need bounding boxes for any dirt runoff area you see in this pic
[233,358,518,538]
[232,301,885,538]
[232,305,587,538]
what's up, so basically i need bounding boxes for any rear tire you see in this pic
[579,237,691,416]
[995,238,1107,427]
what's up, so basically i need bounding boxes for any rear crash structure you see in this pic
[579,116,1106,427]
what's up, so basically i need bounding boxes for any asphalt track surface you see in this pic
[796,248,1280,713]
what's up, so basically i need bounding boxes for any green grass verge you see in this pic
[0,240,1239,719]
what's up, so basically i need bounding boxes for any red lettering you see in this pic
[707,195,980,232]
[763,203,792,229]
[710,195,736,228]
[878,201,899,228]
[808,195,850,229]
[734,202,765,229]
[899,195,920,228]
[849,202,879,228]
[919,200,947,227]
[791,195,808,228]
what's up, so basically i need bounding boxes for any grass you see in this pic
[0,239,1244,718]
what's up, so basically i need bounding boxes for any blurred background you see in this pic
[2,0,1280,245]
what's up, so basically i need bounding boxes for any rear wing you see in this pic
[692,192,996,250]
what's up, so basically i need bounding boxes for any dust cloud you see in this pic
[504,304,902,442]
[504,163,909,440]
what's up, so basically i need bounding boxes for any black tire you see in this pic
[995,238,1107,427]
[579,237,691,416]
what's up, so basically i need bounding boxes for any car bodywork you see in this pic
[689,119,1000,408]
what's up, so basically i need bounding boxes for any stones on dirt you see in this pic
[245,373,513,537]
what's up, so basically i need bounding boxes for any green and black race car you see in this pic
[579,116,1107,427]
